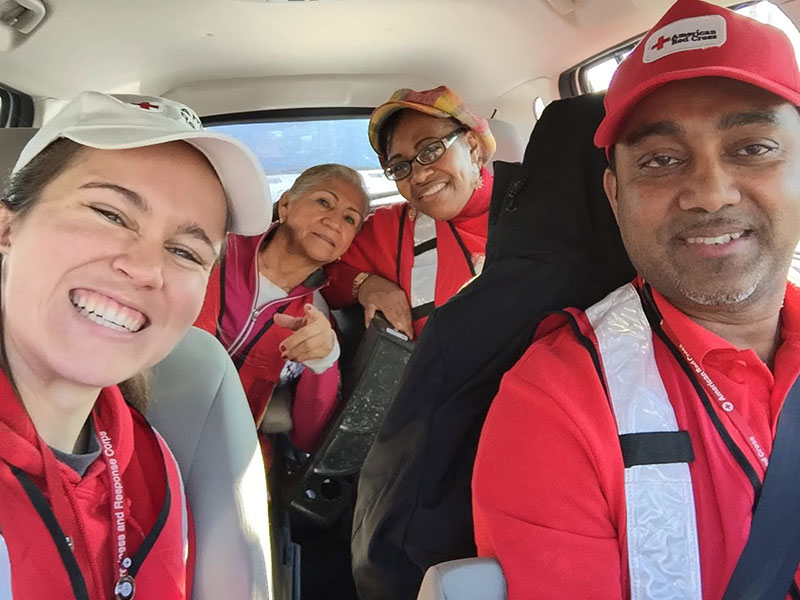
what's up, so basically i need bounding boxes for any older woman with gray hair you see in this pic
[195,163,369,455]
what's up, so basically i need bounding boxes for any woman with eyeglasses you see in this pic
[323,85,496,339]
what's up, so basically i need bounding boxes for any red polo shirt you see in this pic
[472,281,800,599]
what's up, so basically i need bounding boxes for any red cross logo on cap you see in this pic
[134,101,160,111]
[651,35,671,51]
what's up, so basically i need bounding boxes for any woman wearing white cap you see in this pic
[0,92,271,599]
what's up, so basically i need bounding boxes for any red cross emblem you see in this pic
[135,101,160,111]
[651,36,670,51]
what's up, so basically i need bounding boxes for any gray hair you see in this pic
[286,163,370,217]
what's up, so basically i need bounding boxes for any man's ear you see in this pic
[603,168,620,222]
[0,204,16,255]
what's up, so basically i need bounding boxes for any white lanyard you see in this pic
[98,430,136,600]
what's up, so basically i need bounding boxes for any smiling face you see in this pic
[385,110,482,221]
[0,141,228,389]
[277,176,367,264]
[605,78,800,311]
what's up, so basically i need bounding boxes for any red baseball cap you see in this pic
[594,0,800,149]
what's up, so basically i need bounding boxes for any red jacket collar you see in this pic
[226,226,328,293]
[452,167,493,222]
[646,278,800,367]
[0,369,134,481]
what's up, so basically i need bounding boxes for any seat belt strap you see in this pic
[723,375,800,599]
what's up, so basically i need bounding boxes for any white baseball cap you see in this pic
[13,91,271,236]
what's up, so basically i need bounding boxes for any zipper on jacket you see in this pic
[224,231,330,357]
[224,236,267,356]
[504,177,527,213]
[228,292,311,357]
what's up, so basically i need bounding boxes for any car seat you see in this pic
[149,327,273,600]
[486,119,525,174]
[416,558,505,600]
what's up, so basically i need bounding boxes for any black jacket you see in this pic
[351,92,635,600]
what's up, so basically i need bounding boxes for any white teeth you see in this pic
[69,290,147,333]
[420,182,446,198]
[76,304,136,333]
[103,305,121,327]
[95,299,109,321]
[686,232,745,245]
[70,298,143,333]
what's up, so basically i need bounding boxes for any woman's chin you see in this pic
[414,200,461,221]
[45,337,163,391]
[49,361,136,391]
[302,243,339,266]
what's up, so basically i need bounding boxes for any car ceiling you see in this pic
[0,0,785,113]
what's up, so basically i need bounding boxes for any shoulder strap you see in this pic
[395,204,409,284]
[232,303,291,370]
[446,221,477,277]
[11,466,89,600]
[723,375,800,599]
[216,256,227,340]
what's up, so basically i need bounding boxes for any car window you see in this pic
[207,117,402,208]
[579,1,800,93]
[0,84,34,128]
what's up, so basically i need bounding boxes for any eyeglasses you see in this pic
[383,128,465,181]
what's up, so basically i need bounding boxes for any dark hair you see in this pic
[3,138,86,217]
[608,145,617,172]
[377,109,462,160]
[1,139,150,412]
[378,110,406,158]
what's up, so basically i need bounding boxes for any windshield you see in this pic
[209,118,402,208]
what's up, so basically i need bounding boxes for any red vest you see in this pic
[324,169,493,337]
[473,279,800,599]
[0,375,190,599]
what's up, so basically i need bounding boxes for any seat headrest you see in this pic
[0,128,37,190]
[417,557,507,600]
[486,119,524,174]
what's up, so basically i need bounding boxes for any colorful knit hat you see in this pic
[369,85,497,162]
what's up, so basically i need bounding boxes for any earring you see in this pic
[473,163,484,190]
[472,163,483,190]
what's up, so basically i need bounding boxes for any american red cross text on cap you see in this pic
[594,0,800,149]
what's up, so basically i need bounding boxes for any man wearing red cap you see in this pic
[472,0,800,598]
